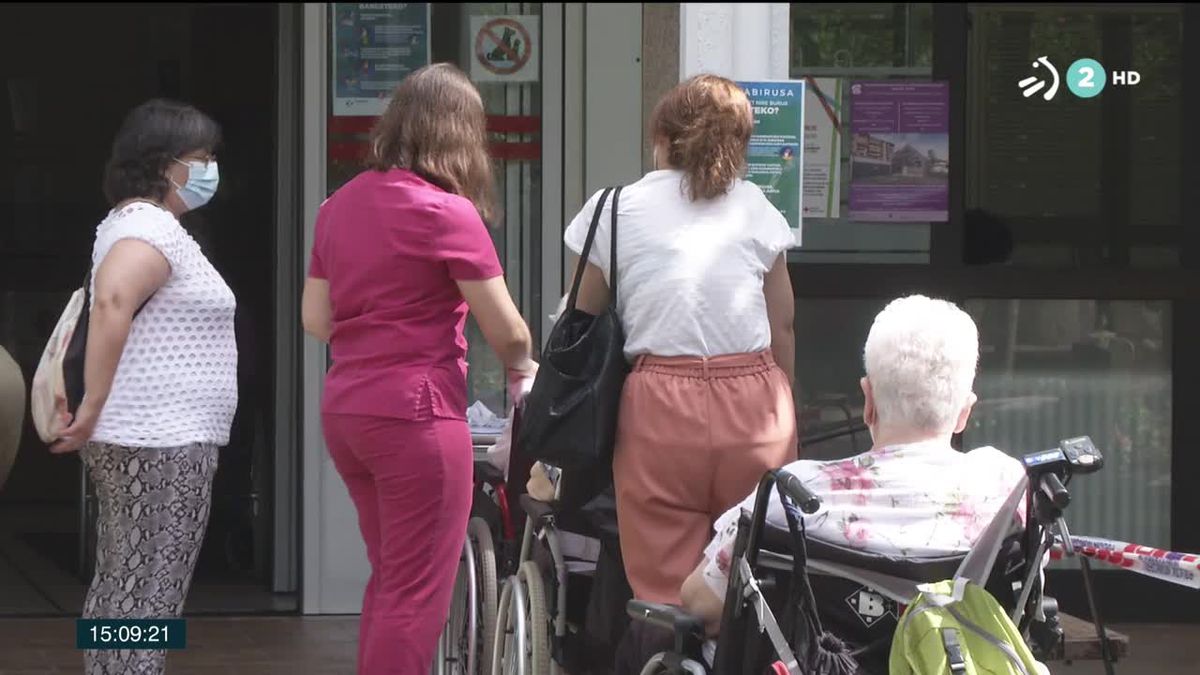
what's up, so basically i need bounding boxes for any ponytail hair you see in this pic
[649,74,753,201]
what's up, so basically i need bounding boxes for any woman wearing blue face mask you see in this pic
[52,99,236,675]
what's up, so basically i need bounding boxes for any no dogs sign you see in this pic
[470,15,539,83]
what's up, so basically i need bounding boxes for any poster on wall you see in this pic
[470,15,540,83]
[738,80,805,245]
[331,3,431,117]
[848,81,949,222]
[801,77,842,220]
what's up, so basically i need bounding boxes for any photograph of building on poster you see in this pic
[850,132,949,184]
[848,81,949,222]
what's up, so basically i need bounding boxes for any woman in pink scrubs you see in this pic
[301,64,536,674]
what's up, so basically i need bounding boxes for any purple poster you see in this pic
[848,82,949,222]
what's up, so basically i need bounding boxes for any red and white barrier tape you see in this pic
[1049,535,1200,589]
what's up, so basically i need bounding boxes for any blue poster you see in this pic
[332,3,430,117]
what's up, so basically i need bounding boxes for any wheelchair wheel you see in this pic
[518,560,552,675]
[439,536,478,674]
[468,517,500,673]
[492,577,520,675]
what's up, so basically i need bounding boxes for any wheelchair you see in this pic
[626,436,1108,675]
[432,443,522,675]
[491,466,623,675]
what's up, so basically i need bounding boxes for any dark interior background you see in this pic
[0,2,285,611]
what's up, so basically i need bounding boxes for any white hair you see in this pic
[863,295,979,433]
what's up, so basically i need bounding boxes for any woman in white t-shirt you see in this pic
[50,100,236,675]
[564,74,798,604]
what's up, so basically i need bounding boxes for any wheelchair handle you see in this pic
[1039,472,1070,511]
[777,471,821,515]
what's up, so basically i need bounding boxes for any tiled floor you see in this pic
[0,616,1198,674]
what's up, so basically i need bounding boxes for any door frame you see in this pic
[273,0,302,598]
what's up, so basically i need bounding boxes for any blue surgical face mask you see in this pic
[170,158,219,210]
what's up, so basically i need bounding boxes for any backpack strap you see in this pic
[942,628,969,674]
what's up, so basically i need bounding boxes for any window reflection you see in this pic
[967,5,1182,268]
[794,297,1173,549]
[791,3,932,70]
[965,299,1171,548]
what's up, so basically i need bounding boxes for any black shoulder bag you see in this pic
[516,186,627,476]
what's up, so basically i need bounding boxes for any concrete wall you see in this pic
[641,3,680,171]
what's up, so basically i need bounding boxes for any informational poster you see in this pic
[738,80,805,243]
[848,82,949,222]
[470,15,540,83]
[331,3,431,117]
[802,77,842,219]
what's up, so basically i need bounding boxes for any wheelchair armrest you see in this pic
[627,600,705,636]
[473,459,505,486]
[627,600,708,659]
[519,493,556,523]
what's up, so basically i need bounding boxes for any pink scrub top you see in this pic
[308,168,503,421]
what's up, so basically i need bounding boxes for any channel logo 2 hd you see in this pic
[1019,56,1140,100]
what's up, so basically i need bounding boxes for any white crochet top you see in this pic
[88,202,238,448]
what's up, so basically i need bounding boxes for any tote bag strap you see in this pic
[607,186,623,302]
[565,186,617,313]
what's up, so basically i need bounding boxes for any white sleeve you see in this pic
[563,188,613,280]
[93,207,183,273]
[750,185,796,269]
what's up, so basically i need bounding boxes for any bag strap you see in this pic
[778,483,827,641]
[565,187,622,313]
[608,186,623,300]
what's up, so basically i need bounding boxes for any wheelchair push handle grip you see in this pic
[777,471,821,514]
[1039,472,1070,510]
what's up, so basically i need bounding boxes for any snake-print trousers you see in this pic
[80,442,218,675]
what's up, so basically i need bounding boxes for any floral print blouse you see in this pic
[700,440,1027,598]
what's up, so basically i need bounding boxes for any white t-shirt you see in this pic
[563,170,795,361]
[88,202,238,448]
[701,441,1027,598]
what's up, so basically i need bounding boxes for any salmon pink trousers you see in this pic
[613,350,798,604]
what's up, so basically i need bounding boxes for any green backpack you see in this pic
[888,477,1048,675]
[889,578,1047,675]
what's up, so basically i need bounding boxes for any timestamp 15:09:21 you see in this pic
[76,619,187,650]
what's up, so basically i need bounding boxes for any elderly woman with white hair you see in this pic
[672,294,1026,642]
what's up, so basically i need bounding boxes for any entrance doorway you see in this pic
[0,3,296,615]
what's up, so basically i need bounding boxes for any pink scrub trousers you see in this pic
[322,413,473,674]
